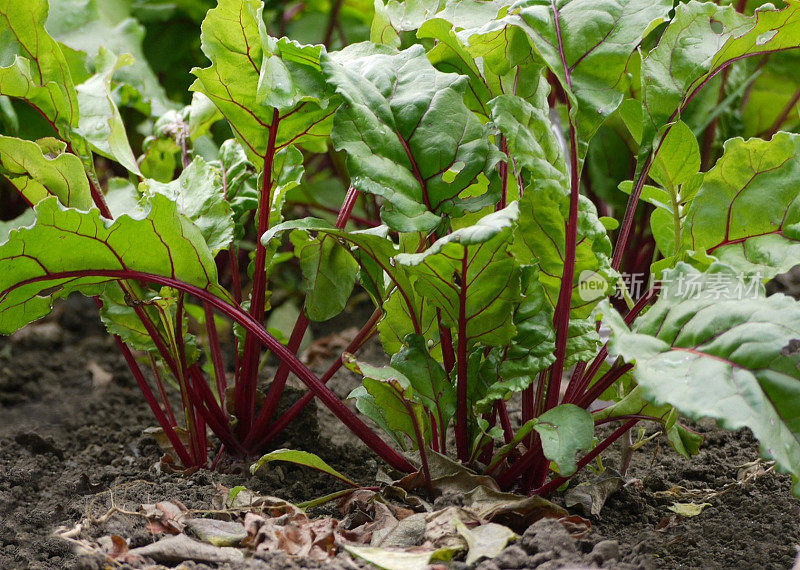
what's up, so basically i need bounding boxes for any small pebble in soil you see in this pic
[521,518,577,556]
[590,540,620,563]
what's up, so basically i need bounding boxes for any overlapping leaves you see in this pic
[190,0,335,164]
[324,44,502,231]
[505,0,672,141]
[606,263,800,495]
[682,132,800,279]
[0,195,224,334]
[0,0,82,149]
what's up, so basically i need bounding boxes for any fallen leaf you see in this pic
[302,327,359,368]
[185,518,247,546]
[127,534,244,564]
[375,513,427,548]
[424,507,477,554]
[244,510,339,560]
[344,545,435,570]
[455,519,517,566]
[103,535,130,559]
[143,426,191,457]
[463,485,567,531]
[667,502,712,517]
[564,471,624,516]
[140,501,189,535]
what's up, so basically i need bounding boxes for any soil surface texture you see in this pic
[0,297,798,570]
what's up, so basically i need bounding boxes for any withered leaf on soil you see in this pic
[127,533,244,564]
[564,471,624,517]
[140,500,189,535]
[185,518,248,546]
[667,502,712,517]
[455,519,517,566]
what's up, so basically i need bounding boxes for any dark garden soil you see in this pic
[1,296,799,570]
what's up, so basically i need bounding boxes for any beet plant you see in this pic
[2,0,800,498]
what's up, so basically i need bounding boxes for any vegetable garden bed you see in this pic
[1,301,799,569]
[1,0,800,567]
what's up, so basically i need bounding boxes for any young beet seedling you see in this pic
[2,0,800,499]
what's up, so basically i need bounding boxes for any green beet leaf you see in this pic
[390,334,455,437]
[263,218,435,354]
[533,404,593,477]
[641,2,749,139]
[251,449,359,487]
[606,263,800,496]
[0,0,80,145]
[512,187,614,319]
[346,356,431,451]
[289,231,359,322]
[75,49,141,175]
[324,44,502,231]
[642,1,800,141]
[191,0,335,165]
[506,0,671,142]
[0,194,224,334]
[682,133,800,280]
[142,156,234,256]
[593,385,703,458]
[46,0,174,115]
[0,136,92,210]
[495,265,556,383]
[418,16,540,120]
[396,204,521,347]
[489,93,567,196]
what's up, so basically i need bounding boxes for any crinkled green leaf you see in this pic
[682,133,800,280]
[0,136,92,210]
[0,194,224,334]
[262,217,435,354]
[289,231,359,321]
[496,265,556,381]
[605,262,800,496]
[371,0,443,47]
[216,139,258,237]
[346,333,453,449]
[512,187,614,318]
[324,44,502,231]
[191,1,335,164]
[265,145,305,229]
[564,317,600,369]
[418,15,539,120]
[489,93,567,194]
[75,48,141,175]
[506,0,671,141]
[390,334,455,435]
[396,204,521,347]
[141,156,234,255]
[0,0,80,142]
[642,1,800,140]
[533,404,593,476]
[346,356,431,450]
[46,0,174,115]
[378,289,440,356]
